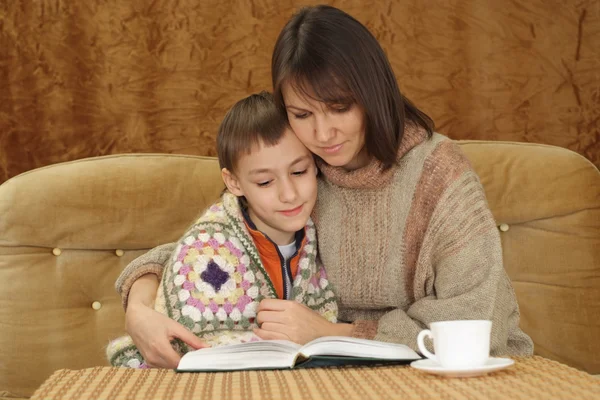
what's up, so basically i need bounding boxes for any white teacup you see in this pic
[417,320,492,368]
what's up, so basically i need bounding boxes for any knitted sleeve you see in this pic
[352,170,533,357]
[115,242,177,310]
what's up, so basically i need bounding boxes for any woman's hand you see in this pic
[125,273,209,368]
[254,299,353,344]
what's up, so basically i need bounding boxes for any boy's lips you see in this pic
[279,204,303,217]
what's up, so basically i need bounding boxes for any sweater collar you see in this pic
[316,123,428,189]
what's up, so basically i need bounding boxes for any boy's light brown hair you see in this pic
[217,91,290,173]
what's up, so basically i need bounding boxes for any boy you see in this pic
[107,92,337,368]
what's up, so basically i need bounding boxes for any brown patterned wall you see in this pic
[1,0,598,183]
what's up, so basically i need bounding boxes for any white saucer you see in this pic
[410,357,514,377]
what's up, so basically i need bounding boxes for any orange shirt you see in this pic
[243,217,307,300]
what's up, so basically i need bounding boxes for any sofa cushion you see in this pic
[460,141,600,373]
[0,154,223,397]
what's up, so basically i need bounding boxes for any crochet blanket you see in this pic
[107,192,338,368]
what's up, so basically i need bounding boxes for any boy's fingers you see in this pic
[259,322,289,335]
[256,310,286,325]
[253,328,289,341]
[258,298,290,311]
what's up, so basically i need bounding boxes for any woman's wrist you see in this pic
[127,274,159,310]
[330,322,354,337]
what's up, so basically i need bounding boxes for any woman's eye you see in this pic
[331,104,351,113]
[293,112,309,119]
[292,169,308,176]
[257,181,272,187]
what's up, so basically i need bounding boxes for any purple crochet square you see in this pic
[201,260,230,292]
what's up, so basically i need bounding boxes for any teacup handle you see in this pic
[417,329,437,363]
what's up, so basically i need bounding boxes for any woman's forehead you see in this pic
[281,81,316,105]
[281,78,353,106]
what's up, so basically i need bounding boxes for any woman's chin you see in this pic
[317,153,352,168]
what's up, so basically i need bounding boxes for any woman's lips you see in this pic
[322,143,343,154]
[280,205,303,217]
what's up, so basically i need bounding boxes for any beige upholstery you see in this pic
[459,141,600,372]
[1,143,599,398]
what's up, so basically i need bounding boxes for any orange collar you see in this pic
[242,209,306,299]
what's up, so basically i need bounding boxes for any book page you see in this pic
[177,340,303,371]
[299,336,420,360]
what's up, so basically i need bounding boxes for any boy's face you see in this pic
[222,129,318,246]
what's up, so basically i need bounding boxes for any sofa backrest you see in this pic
[0,154,224,397]
[459,141,600,371]
[459,141,600,373]
[0,143,598,396]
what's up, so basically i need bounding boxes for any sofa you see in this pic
[1,141,599,399]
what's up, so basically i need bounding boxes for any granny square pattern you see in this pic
[107,192,337,368]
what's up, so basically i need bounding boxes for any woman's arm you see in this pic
[115,243,176,309]
[128,273,160,307]
[125,283,208,368]
[350,170,533,356]
[117,243,208,368]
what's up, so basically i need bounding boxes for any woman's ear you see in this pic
[221,168,244,197]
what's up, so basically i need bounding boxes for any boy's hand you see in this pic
[126,301,209,368]
[254,299,352,344]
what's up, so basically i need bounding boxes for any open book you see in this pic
[176,336,421,372]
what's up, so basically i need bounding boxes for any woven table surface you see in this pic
[31,356,599,400]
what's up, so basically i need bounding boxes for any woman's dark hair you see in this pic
[272,5,434,169]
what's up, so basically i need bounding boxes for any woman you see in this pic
[118,5,533,368]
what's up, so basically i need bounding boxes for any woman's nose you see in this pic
[314,115,335,143]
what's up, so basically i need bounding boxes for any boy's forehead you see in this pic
[236,132,312,172]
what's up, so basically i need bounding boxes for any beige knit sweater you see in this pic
[116,125,533,357]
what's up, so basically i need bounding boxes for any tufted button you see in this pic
[91,301,102,311]
[52,248,62,256]
[499,223,510,232]
[115,249,124,257]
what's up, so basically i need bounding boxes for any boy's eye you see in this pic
[292,169,307,176]
[257,180,272,187]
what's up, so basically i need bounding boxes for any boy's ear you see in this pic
[221,168,244,197]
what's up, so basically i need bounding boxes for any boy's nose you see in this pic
[279,179,298,203]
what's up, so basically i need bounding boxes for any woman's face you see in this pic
[281,83,370,171]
